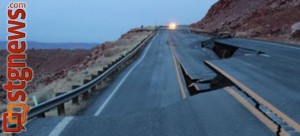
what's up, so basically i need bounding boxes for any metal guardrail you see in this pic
[0,27,160,133]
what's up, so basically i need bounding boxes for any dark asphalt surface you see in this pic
[208,55,300,126]
[17,26,282,136]
[169,27,218,81]
[57,88,274,136]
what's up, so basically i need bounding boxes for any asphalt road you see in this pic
[87,28,184,116]
[19,88,275,136]
[16,26,288,136]
[56,87,274,136]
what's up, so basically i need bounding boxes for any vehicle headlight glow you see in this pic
[168,23,177,30]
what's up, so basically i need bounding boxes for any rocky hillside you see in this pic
[0,27,154,113]
[0,49,90,104]
[191,0,300,43]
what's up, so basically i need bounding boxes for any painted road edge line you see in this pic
[170,47,187,99]
[167,32,187,99]
[225,87,289,136]
[48,117,74,136]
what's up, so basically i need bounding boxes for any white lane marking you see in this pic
[48,117,74,136]
[93,33,157,116]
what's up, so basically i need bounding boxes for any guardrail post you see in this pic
[83,92,89,100]
[37,112,46,118]
[57,104,66,116]
[72,85,80,105]
[91,86,96,92]
[96,71,103,89]
[103,67,108,71]
[83,80,90,100]
[56,92,66,116]
[96,82,102,90]
[116,65,121,72]
[91,75,98,92]
[91,75,97,80]
[98,71,102,75]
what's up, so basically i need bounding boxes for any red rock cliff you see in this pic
[191,0,300,43]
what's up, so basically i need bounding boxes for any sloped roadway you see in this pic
[17,26,275,136]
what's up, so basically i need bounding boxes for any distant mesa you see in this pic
[0,41,99,50]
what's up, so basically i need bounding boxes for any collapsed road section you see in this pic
[170,26,300,135]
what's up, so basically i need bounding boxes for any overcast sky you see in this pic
[0,0,217,43]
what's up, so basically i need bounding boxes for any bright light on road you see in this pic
[168,23,177,30]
